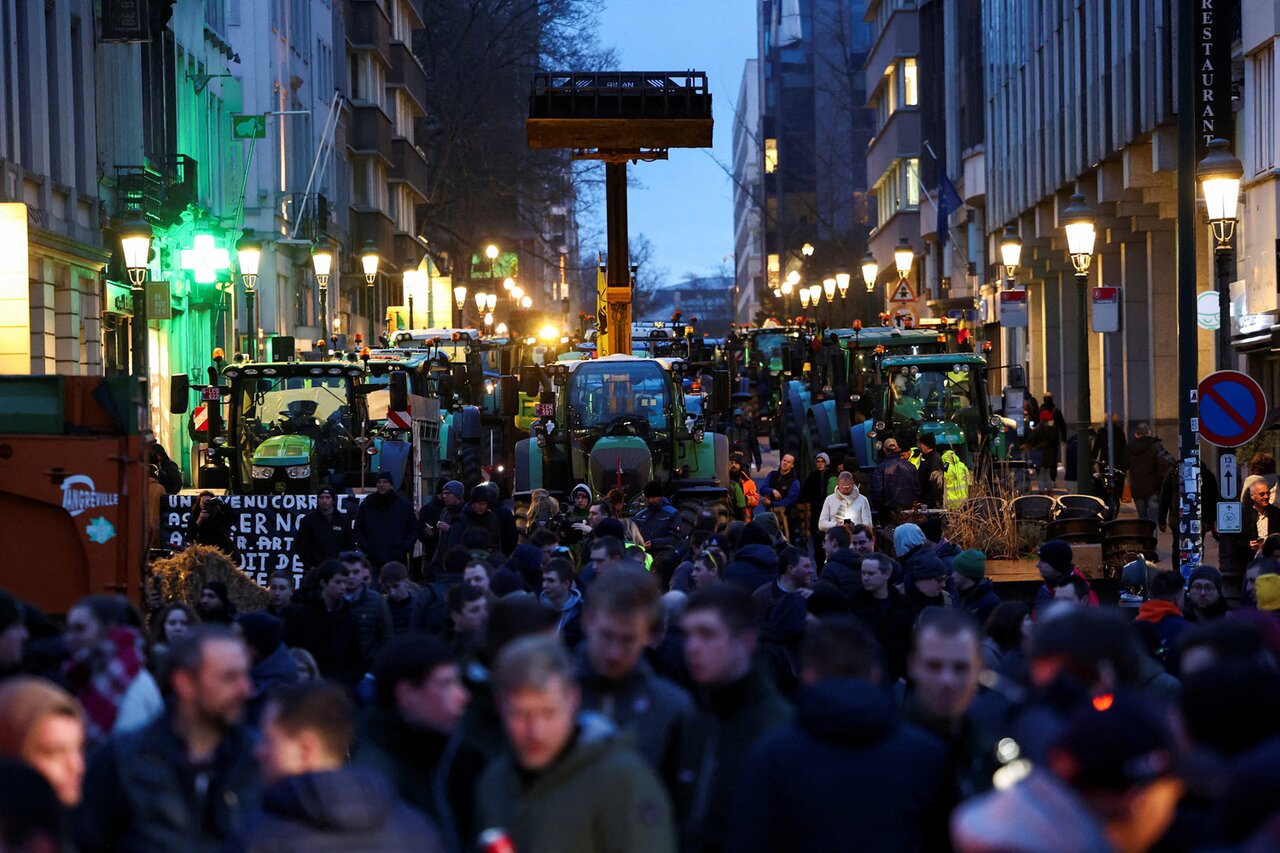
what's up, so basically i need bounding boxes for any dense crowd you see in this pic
[4,458,1280,853]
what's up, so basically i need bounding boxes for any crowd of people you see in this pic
[4,450,1280,852]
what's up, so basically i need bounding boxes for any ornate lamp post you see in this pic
[861,252,878,293]
[1198,137,1243,369]
[120,220,153,380]
[1062,193,1097,490]
[312,244,333,331]
[235,229,262,358]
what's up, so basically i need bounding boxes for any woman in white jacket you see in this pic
[818,471,873,531]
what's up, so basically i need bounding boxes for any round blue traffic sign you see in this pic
[1198,370,1268,448]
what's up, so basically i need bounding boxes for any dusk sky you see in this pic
[586,0,757,286]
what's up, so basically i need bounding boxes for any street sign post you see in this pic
[1091,286,1122,333]
[1219,453,1238,498]
[1217,501,1242,534]
[998,290,1028,329]
[1197,370,1268,448]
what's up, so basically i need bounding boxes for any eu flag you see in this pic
[937,171,964,245]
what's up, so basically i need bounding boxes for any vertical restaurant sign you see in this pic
[1195,0,1238,161]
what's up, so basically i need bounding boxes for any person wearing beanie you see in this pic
[953,550,1000,624]
[505,543,548,591]
[297,486,354,571]
[482,481,519,556]
[894,523,936,591]
[236,611,298,726]
[1035,539,1098,609]
[355,468,418,568]
[439,485,504,558]
[567,483,593,523]
[1258,573,1280,612]
[635,480,684,569]
[1028,408,1061,494]
[197,581,237,625]
[801,452,837,567]
[419,479,467,568]
[724,521,781,592]
[904,553,950,615]
[1184,565,1229,622]
[0,676,85,806]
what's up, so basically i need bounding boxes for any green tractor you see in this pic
[512,354,732,528]
[171,356,370,494]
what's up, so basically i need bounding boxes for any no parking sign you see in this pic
[1197,371,1268,448]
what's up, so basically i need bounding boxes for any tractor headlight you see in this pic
[252,466,273,479]
[286,465,311,479]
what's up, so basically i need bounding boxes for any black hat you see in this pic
[643,480,665,498]
[375,470,394,484]
[593,518,626,541]
[1039,539,1074,575]
[1052,692,1175,791]
[912,554,947,581]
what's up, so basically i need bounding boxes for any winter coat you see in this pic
[76,710,262,853]
[942,449,972,507]
[408,582,451,637]
[477,714,676,853]
[295,509,354,570]
[232,767,443,853]
[751,579,788,626]
[726,677,951,853]
[817,487,872,531]
[282,595,364,686]
[724,544,779,593]
[1127,434,1174,498]
[764,469,801,508]
[917,449,946,508]
[346,587,394,673]
[386,595,413,636]
[958,579,1001,625]
[577,656,698,787]
[1028,421,1060,470]
[679,668,794,853]
[352,706,487,852]
[443,505,503,554]
[246,642,300,727]
[870,455,919,512]
[952,769,1113,853]
[635,498,684,554]
[491,503,519,556]
[849,588,915,681]
[755,593,808,698]
[800,470,835,532]
[819,547,864,605]
[1092,422,1128,470]
[541,588,585,650]
[184,504,235,554]
[1134,599,1190,674]
[353,491,418,567]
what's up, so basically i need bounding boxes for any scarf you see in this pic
[1134,599,1184,625]
[62,626,146,746]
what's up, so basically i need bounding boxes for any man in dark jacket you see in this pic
[237,611,298,727]
[283,562,364,686]
[418,480,465,562]
[1134,570,1191,674]
[726,617,951,853]
[1244,478,1280,553]
[953,549,1000,624]
[295,487,354,570]
[723,520,779,592]
[484,482,519,557]
[904,553,950,615]
[239,681,443,853]
[818,525,863,604]
[578,568,697,789]
[869,439,919,515]
[635,480,684,563]
[340,553,394,675]
[352,635,484,853]
[77,628,262,852]
[680,585,793,853]
[752,546,814,626]
[354,471,418,568]
[478,636,676,852]
[443,487,503,555]
[1127,422,1174,523]
[848,554,915,681]
[916,433,946,509]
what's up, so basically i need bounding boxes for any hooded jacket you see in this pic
[724,544,779,593]
[233,767,443,853]
[354,490,418,567]
[477,713,676,853]
[818,547,864,605]
[726,678,950,853]
[541,587,584,649]
[817,487,872,531]
[635,498,684,553]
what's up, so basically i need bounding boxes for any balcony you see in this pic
[388,42,427,111]
[282,193,331,242]
[350,104,394,162]
[866,109,921,189]
[351,208,396,262]
[347,0,390,57]
[390,138,428,196]
[864,5,918,100]
[114,155,199,227]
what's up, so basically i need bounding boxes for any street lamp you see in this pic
[511,285,524,301]
[1199,137,1244,370]
[485,292,497,312]
[781,279,794,296]
[520,295,533,309]
[835,272,850,298]
[503,276,515,292]
[312,243,333,323]
[894,238,914,279]
[822,277,836,303]
[475,291,488,311]
[453,285,467,309]
[119,219,152,379]
[999,225,1022,286]
[236,229,263,357]
[403,267,423,329]
[800,287,811,309]
[861,252,878,293]
[801,243,815,257]
[360,241,379,285]
[1061,192,1097,490]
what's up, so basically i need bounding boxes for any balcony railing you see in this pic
[114,154,199,226]
[283,193,331,242]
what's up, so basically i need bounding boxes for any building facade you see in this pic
[733,58,763,323]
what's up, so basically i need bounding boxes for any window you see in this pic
[767,253,780,289]
[903,58,918,106]
[1251,44,1275,175]
[874,158,921,228]
[904,158,920,206]
[764,138,778,173]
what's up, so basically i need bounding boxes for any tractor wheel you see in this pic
[459,439,482,491]
[677,495,734,532]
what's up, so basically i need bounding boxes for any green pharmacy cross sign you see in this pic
[181,234,231,284]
